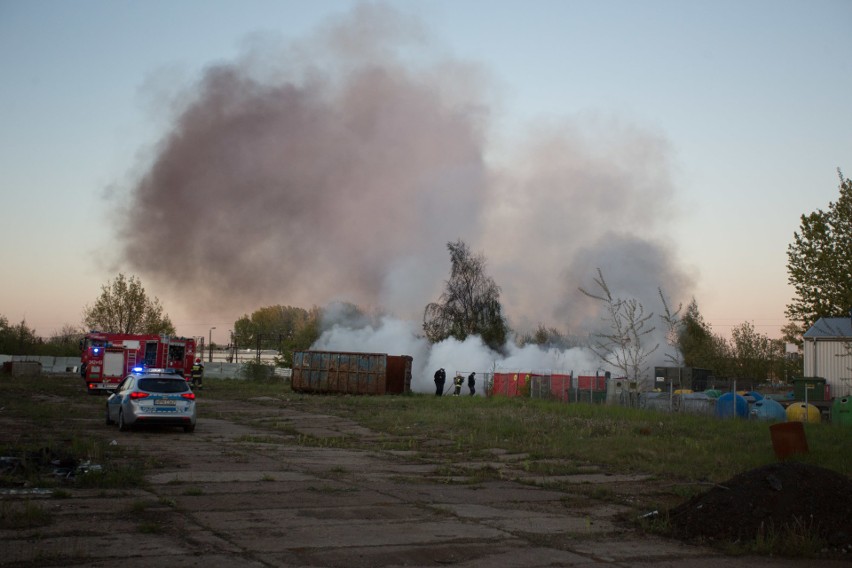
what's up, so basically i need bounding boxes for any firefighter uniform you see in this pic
[453,374,463,396]
[190,359,204,389]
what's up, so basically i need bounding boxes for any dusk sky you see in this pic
[1,0,850,345]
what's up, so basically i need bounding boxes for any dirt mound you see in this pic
[669,462,852,549]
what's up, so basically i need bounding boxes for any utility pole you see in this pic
[208,327,216,362]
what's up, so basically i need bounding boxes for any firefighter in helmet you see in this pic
[190,358,204,389]
[453,373,464,396]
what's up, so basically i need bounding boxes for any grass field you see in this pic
[1,374,848,486]
[199,376,851,484]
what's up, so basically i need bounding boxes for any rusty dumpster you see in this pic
[291,350,412,395]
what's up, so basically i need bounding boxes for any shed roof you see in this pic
[803,317,852,339]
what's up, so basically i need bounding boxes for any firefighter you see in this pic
[190,358,204,389]
[434,368,446,396]
[453,374,463,396]
[468,371,476,396]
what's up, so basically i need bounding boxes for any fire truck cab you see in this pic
[80,332,198,394]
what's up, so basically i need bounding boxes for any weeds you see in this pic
[637,508,672,534]
[0,500,53,529]
[75,464,146,489]
[235,435,282,444]
[433,464,502,484]
[216,390,850,482]
[137,521,165,534]
[718,516,827,557]
[307,484,357,494]
[192,380,852,483]
[295,434,352,448]
[158,496,177,507]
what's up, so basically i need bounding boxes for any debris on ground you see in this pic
[1,449,103,482]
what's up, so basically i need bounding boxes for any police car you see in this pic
[105,368,197,433]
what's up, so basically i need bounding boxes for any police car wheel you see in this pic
[118,410,129,432]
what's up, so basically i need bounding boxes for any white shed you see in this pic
[802,317,852,398]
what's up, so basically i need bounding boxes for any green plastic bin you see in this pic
[832,397,852,426]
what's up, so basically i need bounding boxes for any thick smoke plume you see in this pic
[119,5,488,318]
[116,4,694,386]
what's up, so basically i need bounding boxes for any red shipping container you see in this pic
[576,375,607,391]
[550,373,573,401]
[491,372,529,397]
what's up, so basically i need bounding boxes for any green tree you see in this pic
[786,169,852,331]
[82,274,175,335]
[233,305,320,366]
[730,321,770,381]
[679,298,715,369]
[43,324,85,356]
[423,240,508,351]
[0,316,40,356]
[728,321,795,384]
[780,321,804,349]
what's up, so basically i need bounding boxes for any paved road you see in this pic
[1,396,846,567]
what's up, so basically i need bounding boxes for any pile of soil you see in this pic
[669,462,852,548]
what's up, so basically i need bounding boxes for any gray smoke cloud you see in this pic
[118,4,488,320]
[116,4,694,351]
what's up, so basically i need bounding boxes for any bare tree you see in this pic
[579,268,658,387]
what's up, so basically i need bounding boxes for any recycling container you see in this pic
[832,397,852,426]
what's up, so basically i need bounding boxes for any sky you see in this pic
[1,0,851,347]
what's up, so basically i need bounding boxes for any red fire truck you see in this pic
[80,332,198,394]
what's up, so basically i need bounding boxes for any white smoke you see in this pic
[313,315,607,395]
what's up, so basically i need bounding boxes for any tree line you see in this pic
[0,317,81,357]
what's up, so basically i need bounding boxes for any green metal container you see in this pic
[832,397,852,426]
[792,377,826,402]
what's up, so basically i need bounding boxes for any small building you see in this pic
[1,360,42,376]
[803,317,852,398]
